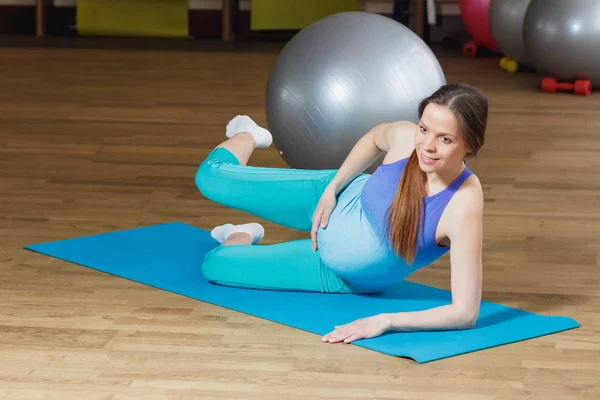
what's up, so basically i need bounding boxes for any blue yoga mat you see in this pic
[23,222,579,363]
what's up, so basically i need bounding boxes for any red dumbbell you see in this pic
[462,40,478,57]
[541,77,592,96]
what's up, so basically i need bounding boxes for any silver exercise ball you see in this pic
[523,0,600,88]
[488,0,532,72]
[265,12,446,170]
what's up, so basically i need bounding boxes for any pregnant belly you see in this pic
[316,176,410,292]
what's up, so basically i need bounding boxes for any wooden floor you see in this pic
[1,43,599,400]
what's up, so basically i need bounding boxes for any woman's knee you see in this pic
[195,149,239,202]
[195,159,218,200]
[200,246,227,283]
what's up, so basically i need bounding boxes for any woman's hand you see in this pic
[311,186,337,251]
[321,314,392,344]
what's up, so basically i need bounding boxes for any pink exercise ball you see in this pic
[460,0,502,56]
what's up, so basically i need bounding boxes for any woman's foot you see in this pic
[210,222,265,246]
[226,115,273,149]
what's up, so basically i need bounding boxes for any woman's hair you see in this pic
[386,82,488,265]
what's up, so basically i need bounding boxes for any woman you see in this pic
[195,83,487,344]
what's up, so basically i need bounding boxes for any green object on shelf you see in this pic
[76,0,189,38]
[251,0,359,30]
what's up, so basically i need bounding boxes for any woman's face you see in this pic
[414,103,471,174]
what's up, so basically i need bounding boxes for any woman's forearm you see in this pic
[328,130,382,195]
[383,305,478,332]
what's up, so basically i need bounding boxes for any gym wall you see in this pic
[0,0,467,43]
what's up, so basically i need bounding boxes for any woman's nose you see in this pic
[423,136,436,151]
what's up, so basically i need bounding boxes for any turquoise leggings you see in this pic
[195,148,360,294]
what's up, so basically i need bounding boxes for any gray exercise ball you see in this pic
[265,11,446,170]
[523,0,600,88]
[489,0,532,70]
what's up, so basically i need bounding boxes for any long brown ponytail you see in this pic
[386,149,426,264]
[386,83,488,265]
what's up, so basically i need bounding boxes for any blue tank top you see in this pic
[360,157,473,268]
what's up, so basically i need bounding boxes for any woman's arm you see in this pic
[386,182,484,331]
[311,121,416,251]
[326,123,386,195]
[311,122,401,250]
[327,121,412,195]
[322,182,484,343]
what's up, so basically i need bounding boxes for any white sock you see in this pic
[210,223,234,243]
[210,222,265,244]
[225,115,273,149]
